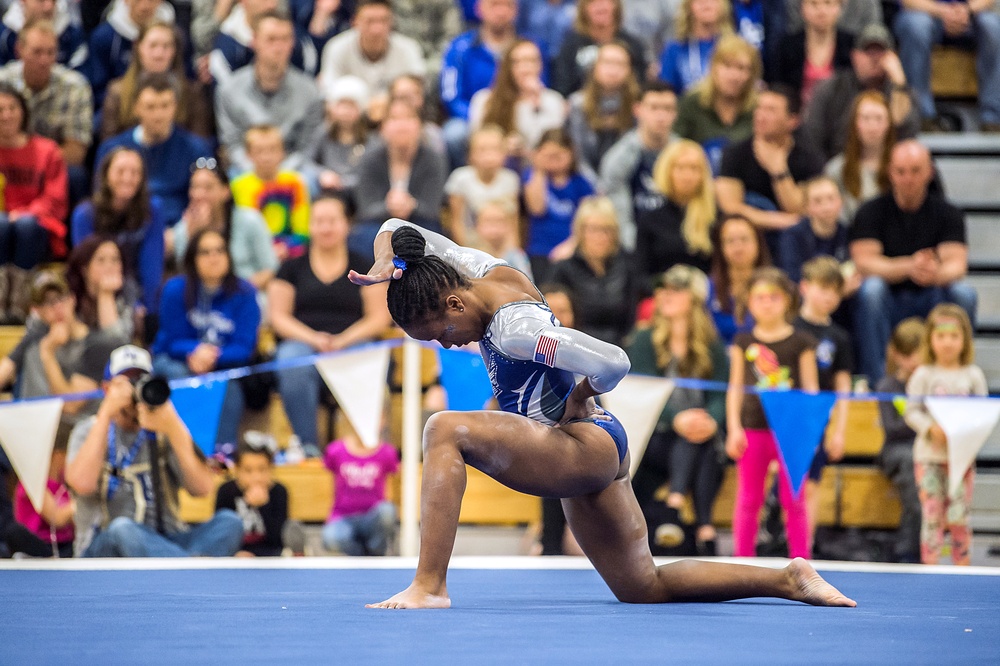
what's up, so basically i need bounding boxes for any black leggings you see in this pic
[633,430,722,528]
[3,522,73,558]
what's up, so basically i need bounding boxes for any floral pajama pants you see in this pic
[914,461,974,565]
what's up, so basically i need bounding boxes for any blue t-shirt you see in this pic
[734,0,765,52]
[523,171,595,257]
[708,278,754,345]
[660,38,717,95]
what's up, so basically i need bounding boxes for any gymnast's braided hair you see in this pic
[387,226,472,327]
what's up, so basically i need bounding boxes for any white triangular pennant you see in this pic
[600,375,674,476]
[925,396,1000,496]
[316,345,391,449]
[0,398,64,512]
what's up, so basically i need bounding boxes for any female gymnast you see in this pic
[349,219,857,610]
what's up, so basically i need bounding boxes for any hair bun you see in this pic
[390,225,427,264]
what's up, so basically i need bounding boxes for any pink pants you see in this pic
[733,429,811,559]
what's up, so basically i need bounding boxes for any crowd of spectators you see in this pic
[0,0,992,561]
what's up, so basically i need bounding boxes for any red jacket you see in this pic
[0,135,69,257]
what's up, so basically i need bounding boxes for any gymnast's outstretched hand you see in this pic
[348,260,402,286]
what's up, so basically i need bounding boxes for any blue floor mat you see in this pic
[1,568,997,665]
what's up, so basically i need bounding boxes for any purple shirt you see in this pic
[324,441,399,519]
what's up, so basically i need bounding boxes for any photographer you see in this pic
[65,345,243,557]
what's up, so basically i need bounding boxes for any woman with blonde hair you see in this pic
[469,39,566,164]
[824,90,896,222]
[674,34,760,173]
[635,139,716,284]
[566,42,641,182]
[626,264,729,555]
[552,0,648,96]
[548,195,638,345]
[100,20,214,141]
[659,0,734,94]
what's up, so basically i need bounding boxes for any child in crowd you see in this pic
[322,422,400,556]
[215,433,300,557]
[3,427,74,557]
[904,304,987,566]
[473,199,532,279]
[875,317,924,564]
[311,76,371,195]
[727,267,818,559]
[522,129,595,282]
[778,176,851,285]
[231,125,311,261]
[444,125,521,246]
[794,256,853,547]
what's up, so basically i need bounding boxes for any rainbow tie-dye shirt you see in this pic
[231,171,311,258]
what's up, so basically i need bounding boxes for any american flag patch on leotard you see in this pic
[534,334,559,366]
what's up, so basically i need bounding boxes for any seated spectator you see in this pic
[849,140,977,383]
[444,124,521,246]
[0,270,120,420]
[622,0,678,69]
[214,434,295,557]
[552,0,647,97]
[171,159,278,292]
[636,139,716,285]
[267,195,392,457]
[66,236,136,340]
[391,0,463,81]
[65,344,244,557]
[287,0,352,58]
[190,0,237,58]
[803,25,919,161]
[0,19,91,205]
[322,423,399,556]
[0,0,87,68]
[784,0,882,36]
[386,73,445,156]
[626,264,728,556]
[310,75,372,197]
[549,195,637,345]
[468,38,566,167]
[215,10,324,174]
[472,198,532,278]
[518,0,575,65]
[874,317,923,564]
[231,124,311,262]
[894,0,1000,131]
[0,82,68,320]
[673,33,758,173]
[708,214,771,343]
[772,0,853,107]
[102,20,214,142]
[86,0,176,107]
[352,99,447,260]
[71,147,164,315]
[523,128,596,281]
[440,0,519,168]
[318,0,426,103]
[659,0,734,95]
[2,424,74,557]
[599,80,678,252]
[778,176,852,284]
[715,84,825,263]
[824,90,895,221]
[566,41,640,183]
[209,4,320,85]
[152,228,261,447]
[96,74,213,228]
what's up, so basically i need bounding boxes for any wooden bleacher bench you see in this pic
[931,46,978,98]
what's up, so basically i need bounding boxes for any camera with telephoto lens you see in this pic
[131,373,171,407]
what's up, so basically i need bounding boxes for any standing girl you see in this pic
[904,304,987,566]
[726,267,818,559]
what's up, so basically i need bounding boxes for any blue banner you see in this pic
[171,380,229,455]
[438,348,494,412]
[759,390,838,497]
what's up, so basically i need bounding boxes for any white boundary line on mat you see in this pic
[0,555,999,575]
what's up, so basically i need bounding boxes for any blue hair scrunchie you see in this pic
[392,256,407,272]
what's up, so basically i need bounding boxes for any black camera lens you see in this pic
[134,375,171,407]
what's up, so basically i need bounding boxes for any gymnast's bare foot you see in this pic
[786,558,857,607]
[366,583,451,609]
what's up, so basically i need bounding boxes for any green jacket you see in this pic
[624,327,729,435]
